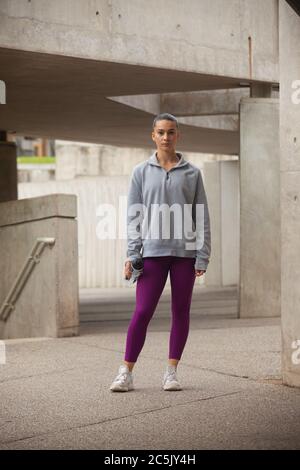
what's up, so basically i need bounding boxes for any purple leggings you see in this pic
[124,256,196,363]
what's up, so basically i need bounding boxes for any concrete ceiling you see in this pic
[0,47,244,154]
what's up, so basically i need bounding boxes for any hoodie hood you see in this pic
[148,151,188,169]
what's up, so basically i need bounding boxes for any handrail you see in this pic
[0,237,55,322]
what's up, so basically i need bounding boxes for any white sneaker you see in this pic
[110,365,134,392]
[163,365,182,391]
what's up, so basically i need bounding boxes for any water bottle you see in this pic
[126,258,144,283]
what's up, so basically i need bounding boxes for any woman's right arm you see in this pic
[125,167,144,279]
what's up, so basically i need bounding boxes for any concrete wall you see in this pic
[18,177,130,289]
[0,0,278,82]
[280,1,300,387]
[18,164,56,183]
[55,141,150,180]
[239,98,280,318]
[55,140,235,179]
[0,194,79,339]
[0,142,17,202]
[204,160,240,287]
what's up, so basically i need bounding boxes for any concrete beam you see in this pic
[109,93,240,129]
[0,0,279,153]
[108,94,161,116]
[0,48,239,155]
[161,89,250,116]
[178,115,239,132]
[0,0,279,83]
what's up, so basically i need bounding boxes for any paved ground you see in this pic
[1,314,300,450]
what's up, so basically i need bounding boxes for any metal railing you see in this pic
[0,237,55,322]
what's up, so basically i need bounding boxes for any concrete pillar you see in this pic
[0,194,79,339]
[203,161,222,286]
[220,161,240,286]
[239,98,280,318]
[0,140,17,202]
[280,1,300,387]
[204,160,239,287]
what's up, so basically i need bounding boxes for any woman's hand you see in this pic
[124,260,133,280]
[195,270,206,277]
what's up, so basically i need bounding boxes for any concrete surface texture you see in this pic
[17,163,56,183]
[280,0,300,387]
[204,160,240,287]
[18,176,130,289]
[0,0,279,151]
[239,98,280,318]
[55,141,151,180]
[0,194,79,339]
[0,0,278,80]
[160,89,250,117]
[0,47,240,154]
[0,315,300,450]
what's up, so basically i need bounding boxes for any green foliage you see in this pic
[17,156,56,164]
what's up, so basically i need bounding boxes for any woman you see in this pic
[110,113,211,392]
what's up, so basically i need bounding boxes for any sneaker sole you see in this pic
[163,382,182,391]
[110,384,134,392]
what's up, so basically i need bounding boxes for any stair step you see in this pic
[80,304,238,321]
[79,286,238,322]
[80,300,238,314]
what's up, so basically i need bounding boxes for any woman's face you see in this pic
[151,120,179,153]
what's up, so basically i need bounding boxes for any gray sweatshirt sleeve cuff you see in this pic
[127,253,143,263]
[194,258,209,271]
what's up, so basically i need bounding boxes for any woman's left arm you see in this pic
[193,169,211,273]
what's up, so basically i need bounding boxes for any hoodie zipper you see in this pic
[149,153,188,180]
[165,166,179,180]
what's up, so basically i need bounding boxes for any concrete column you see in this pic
[220,161,240,286]
[280,1,300,387]
[203,161,222,287]
[0,141,17,202]
[0,194,79,339]
[204,160,239,287]
[239,98,280,318]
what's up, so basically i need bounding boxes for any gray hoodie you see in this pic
[127,151,211,270]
